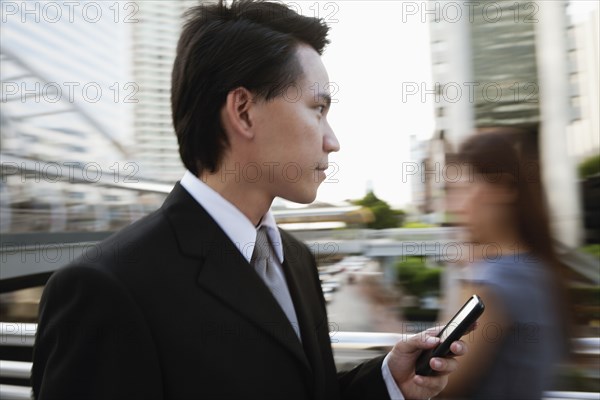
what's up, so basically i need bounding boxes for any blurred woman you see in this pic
[440,129,570,399]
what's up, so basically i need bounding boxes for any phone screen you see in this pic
[438,297,479,342]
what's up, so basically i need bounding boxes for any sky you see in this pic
[306,1,435,208]
[4,0,595,210]
[287,0,598,209]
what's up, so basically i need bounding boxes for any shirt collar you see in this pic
[180,170,284,264]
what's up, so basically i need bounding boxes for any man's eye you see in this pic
[317,105,326,114]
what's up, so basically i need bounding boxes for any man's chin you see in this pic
[279,188,319,205]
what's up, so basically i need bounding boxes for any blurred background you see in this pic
[1,0,599,396]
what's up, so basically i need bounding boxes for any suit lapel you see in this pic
[162,184,311,375]
[197,240,311,372]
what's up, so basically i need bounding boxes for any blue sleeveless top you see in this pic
[467,253,565,399]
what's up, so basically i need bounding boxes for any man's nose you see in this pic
[324,125,340,153]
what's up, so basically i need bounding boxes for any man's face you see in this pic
[251,44,340,203]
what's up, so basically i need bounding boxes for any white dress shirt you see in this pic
[179,171,404,399]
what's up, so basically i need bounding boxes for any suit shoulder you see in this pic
[64,208,174,274]
[106,207,171,247]
[41,262,131,308]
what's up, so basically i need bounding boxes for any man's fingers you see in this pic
[424,325,444,337]
[411,332,440,350]
[393,332,440,358]
[426,321,478,339]
[450,340,467,356]
[413,374,448,392]
[430,356,459,374]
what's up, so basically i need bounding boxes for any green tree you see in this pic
[578,154,600,179]
[352,191,404,229]
[395,256,443,322]
[395,257,442,298]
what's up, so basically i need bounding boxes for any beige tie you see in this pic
[251,226,301,340]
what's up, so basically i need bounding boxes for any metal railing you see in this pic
[1,323,598,400]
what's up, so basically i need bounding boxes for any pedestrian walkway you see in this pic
[326,272,376,332]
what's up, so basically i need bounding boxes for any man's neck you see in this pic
[199,172,273,226]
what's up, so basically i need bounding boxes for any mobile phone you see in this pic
[415,294,485,376]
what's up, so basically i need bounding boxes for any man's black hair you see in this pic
[171,0,330,175]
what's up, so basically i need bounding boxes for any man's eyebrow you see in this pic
[316,92,332,107]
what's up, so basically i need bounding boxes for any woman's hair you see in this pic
[457,128,572,351]
[457,128,557,265]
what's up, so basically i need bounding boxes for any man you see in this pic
[32,1,467,399]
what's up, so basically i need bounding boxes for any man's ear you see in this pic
[221,87,255,140]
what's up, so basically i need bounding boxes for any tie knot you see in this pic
[251,226,272,264]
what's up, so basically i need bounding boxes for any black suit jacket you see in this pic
[32,183,391,399]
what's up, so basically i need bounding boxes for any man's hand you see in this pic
[387,328,467,400]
